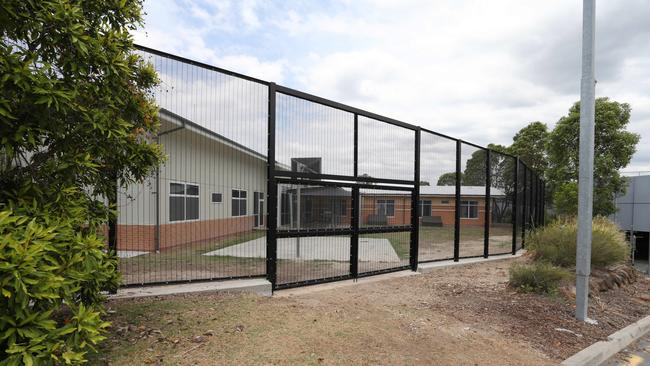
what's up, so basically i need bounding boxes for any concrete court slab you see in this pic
[203,236,400,262]
[117,250,149,259]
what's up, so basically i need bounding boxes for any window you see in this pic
[441,199,450,205]
[337,200,347,216]
[460,200,479,219]
[419,200,432,217]
[376,199,394,216]
[232,189,247,216]
[211,193,222,203]
[169,182,199,222]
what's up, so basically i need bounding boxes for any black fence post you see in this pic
[107,175,117,294]
[484,149,491,258]
[351,113,359,277]
[266,83,277,290]
[542,181,546,225]
[539,179,544,226]
[512,157,519,255]
[536,175,541,227]
[410,128,421,271]
[531,173,536,229]
[521,166,527,248]
[454,140,461,262]
[351,186,360,278]
[354,114,358,178]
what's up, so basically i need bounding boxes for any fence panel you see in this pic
[418,132,458,261]
[515,160,525,249]
[276,93,355,177]
[458,143,487,258]
[118,48,268,286]
[489,152,516,255]
[358,188,412,274]
[358,116,415,181]
[275,182,352,286]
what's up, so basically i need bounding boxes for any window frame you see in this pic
[460,200,479,219]
[419,199,432,217]
[211,192,223,204]
[376,199,395,217]
[169,181,200,222]
[231,188,248,217]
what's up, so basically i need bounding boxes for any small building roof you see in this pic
[362,185,505,198]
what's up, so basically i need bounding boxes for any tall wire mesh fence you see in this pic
[110,46,546,289]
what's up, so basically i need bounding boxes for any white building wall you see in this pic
[118,122,267,226]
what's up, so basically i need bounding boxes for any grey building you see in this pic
[612,175,650,259]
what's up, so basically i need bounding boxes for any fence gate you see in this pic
[266,84,420,289]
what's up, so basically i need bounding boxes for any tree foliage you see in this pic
[435,144,516,223]
[509,122,550,173]
[547,98,639,216]
[436,172,459,186]
[0,1,162,364]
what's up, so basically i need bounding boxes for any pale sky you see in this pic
[133,0,650,172]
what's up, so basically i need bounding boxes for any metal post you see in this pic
[108,176,118,294]
[155,162,161,253]
[410,128,421,271]
[542,182,546,225]
[354,114,358,178]
[296,186,301,258]
[454,140,461,262]
[512,157,519,255]
[351,186,359,278]
[576,0,596,322]
[352,114,359,277]
[266,83,278,290]
[531,173,536,229]
[536,179,541,226]
[521,166,527,247]
[484,149,491,258]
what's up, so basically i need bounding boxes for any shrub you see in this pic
[0,200,119,365]
[509,262,571,295]
[526,216,628,268]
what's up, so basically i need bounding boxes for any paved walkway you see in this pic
[203,236,400,262]
[607,334,650,366]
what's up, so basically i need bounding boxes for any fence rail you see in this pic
[110,45,546,290]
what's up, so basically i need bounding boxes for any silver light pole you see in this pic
[576,0,597,322]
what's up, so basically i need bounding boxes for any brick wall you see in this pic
[117,216,255,252]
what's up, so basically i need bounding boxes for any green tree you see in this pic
[547,98,639,216]
[437,172,459,186]
[463,149,487,186]
[0,1,162,364]
[509,122,550,173]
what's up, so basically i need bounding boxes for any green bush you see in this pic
[0,201,119,365]
[526,216,628,268]
[509,262,571,295]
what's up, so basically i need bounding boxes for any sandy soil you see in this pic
[97,258,650,366]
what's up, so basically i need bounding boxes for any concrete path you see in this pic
[203,236,400,262]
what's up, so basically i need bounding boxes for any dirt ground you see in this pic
[96,258,650,366]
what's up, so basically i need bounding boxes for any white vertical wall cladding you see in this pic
[159,127,266,225]
[117,176,157,225]
[119,119,267,226]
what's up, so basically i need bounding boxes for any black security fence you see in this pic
[108,45,545,290]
